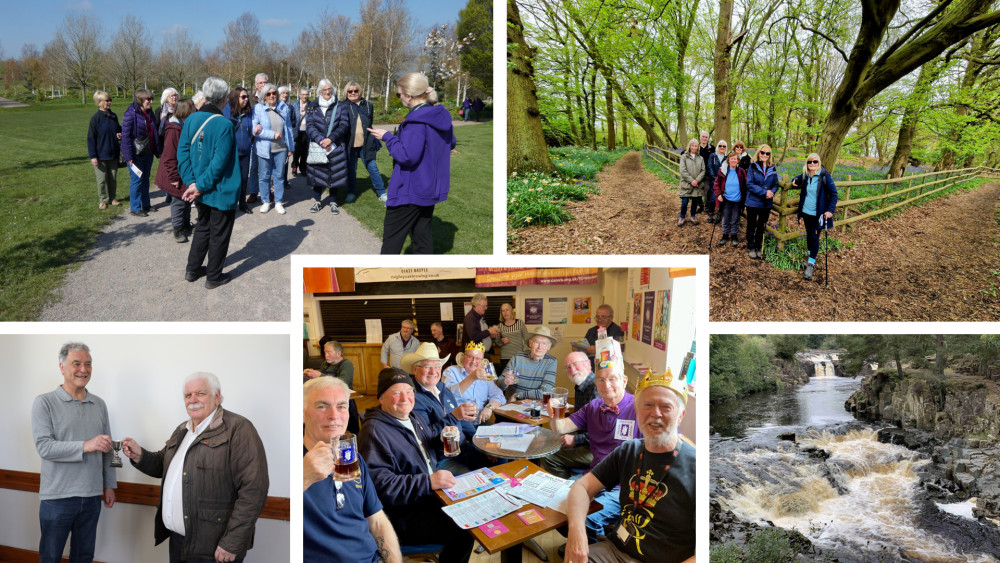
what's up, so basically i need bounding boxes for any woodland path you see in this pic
[510,151,1000,322]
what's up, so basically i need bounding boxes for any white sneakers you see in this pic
[275,202,286,214]
[259,202,271,213]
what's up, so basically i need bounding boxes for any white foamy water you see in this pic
[720,430,999,562]
[937,500,977,520]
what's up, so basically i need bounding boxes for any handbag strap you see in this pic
[325,102,337,138]
[193,114,221,143]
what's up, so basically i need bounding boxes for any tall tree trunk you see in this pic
[507,0,555,173]
[606,82,616,150]
[713,0,734,145]
[888,60,938,178]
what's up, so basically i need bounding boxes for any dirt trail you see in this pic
[510,151,715,254]
[509,153,1000,321]
[710,181,1000,321]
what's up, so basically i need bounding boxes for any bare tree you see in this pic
[108,14,152,100]
[377,0,414,110]
[52,12,103,104]
[298,10,352,88]
[159,28,202,95]
[222,12,263,88]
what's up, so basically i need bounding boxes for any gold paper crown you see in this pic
[464,341,486,354]
[636,367,688,406]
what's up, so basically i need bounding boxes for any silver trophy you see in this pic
[110,440,123,468]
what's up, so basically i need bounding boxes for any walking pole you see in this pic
[824,217,830,287]
[709,198,723,252]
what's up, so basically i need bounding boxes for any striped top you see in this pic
[498,319,529,360]
[499,351,557,400]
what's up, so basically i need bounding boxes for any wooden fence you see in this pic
[642,145,1000,247]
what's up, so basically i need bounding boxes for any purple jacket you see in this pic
[383,104,456,207]
[121,102,160,162]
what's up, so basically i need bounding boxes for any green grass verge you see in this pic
[0,97,147,321]
[337,121,493,254]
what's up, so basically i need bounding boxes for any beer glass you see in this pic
[551,387,569,419]
[110,440,123,468]
[541,391,552,407]
[332,432,361,481]
[442,426,461,457]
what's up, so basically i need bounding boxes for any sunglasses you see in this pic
[266,92,277,97]
[759,151,771,155]
[807,160,819,164]
[347,90,360,94]
[239,95,248,100]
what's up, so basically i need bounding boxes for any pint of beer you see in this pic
[332,432,361,481]
[551,387,569,419]
[542,391,552,406]
[442,426,461,457]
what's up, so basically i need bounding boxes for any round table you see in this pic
[472,426,563,460]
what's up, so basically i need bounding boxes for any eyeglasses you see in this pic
[807,160,819,164]
[759,151,771,155]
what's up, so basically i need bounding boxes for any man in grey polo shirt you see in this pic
[31,342,116,563]
[381,319,420,369]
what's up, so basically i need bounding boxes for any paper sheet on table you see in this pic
[474,424,533,437]
[440,489,523,529]
[494,434,534,452]
[442,467,506,501]
[494,402,533,414]
[505,472,574,514]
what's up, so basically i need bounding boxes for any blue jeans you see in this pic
[586,488,622,543]
[129,153,153,211]
[39,496,102,563]
[348,147,386,196]
[258,150,287,203]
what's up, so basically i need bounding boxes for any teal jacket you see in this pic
[176,104,241,211]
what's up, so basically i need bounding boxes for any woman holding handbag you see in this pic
[121,88,160,217]
[305,78,350,214]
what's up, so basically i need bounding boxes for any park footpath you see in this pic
[38,170,380,322]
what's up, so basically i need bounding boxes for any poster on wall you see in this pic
[653,289,671,350]
[640,268,650,286]
[641,291,655,345]
[572,297,592,324]
[549,297,568,324]
[631,293,642,341]
[524,298,544,324]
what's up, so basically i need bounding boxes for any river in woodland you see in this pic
[710,360,1000,562]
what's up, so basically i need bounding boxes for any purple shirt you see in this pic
[568,392,642,470]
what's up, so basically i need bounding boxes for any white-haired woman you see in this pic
[87,91,122,209]
[305,78,350,214]
[156,88,178,144]
[368,73,456,254]
[343,81,386,203]
[678,138,705,226]
[252,83,294,214]
[176,77,241,289]
[789,153,838,280]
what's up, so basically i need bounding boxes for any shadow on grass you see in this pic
[225,219,314,278]
[24,156,89,169]
[415,216,458,254]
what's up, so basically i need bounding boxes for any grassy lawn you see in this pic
[339,121,493,254]
[0,97,147,321]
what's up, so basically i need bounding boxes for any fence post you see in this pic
[842,175,851,233]
[778,174,788,236]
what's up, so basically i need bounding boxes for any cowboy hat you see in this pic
[400,342,451,374]
[526,326,558,347]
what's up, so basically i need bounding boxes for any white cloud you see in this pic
[262,18,291,27]
[63,0,93,10]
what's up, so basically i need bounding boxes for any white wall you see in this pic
[0,334,289,563]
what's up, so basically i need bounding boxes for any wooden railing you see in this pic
[641,149,999,246]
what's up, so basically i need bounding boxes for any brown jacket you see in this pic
[133,408,269,559]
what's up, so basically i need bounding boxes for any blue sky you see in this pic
[3,0,470,57]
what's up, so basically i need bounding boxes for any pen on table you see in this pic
[514,465,529,478]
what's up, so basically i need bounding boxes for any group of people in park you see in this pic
[678,132,839,280]
[85,71,457,259]
[303,296,694,563]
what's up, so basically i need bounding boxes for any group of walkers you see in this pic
[85,72,457,261]
[677,132,839,280]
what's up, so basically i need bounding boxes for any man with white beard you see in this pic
[542,351,599,478]
[563,368,695,563]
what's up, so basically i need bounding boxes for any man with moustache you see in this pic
[548,360,643,544]
[358,368,473,563]
[302,377,402,563]
[122,372,268,563]
[32,342,117,563]
[563,369,695,563]
[541,351,599,479]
